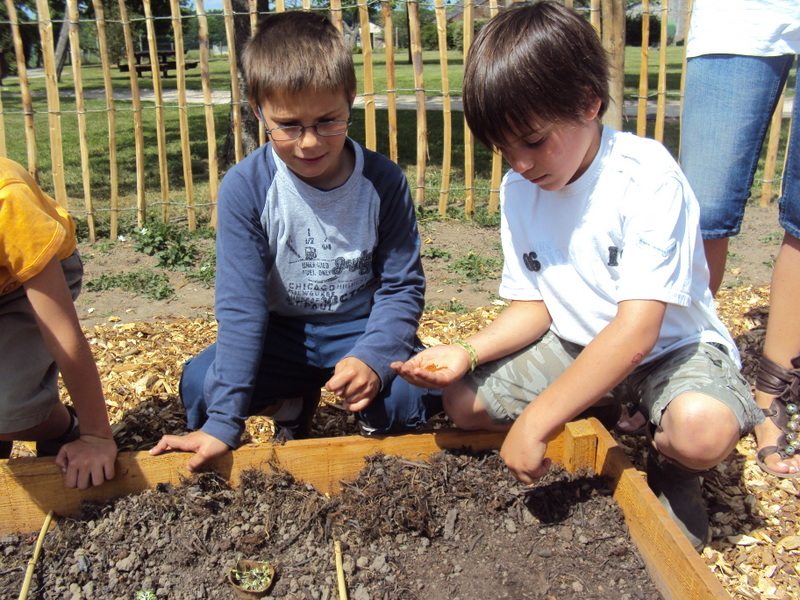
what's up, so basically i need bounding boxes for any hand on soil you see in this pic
[324,356,379,412]
[56,436,118,489]
[391,345,470,387]
[500,413,551,485]
[150,430,230,472]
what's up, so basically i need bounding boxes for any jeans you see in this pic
[180,314,441,434]
[680,53,800,239]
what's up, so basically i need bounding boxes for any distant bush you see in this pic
[626,14,662,47]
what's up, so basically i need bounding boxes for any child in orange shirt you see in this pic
[0,157,117,489]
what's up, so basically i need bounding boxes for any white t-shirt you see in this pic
[687,0,800,58]
[499,126,739,365]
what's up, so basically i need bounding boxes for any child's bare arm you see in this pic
[23,257,117,486]
[392,300,552,387]
[501,299,666,483]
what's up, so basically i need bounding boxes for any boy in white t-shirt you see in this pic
[392,1,760,550]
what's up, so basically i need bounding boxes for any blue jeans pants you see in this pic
[680,53,800,239]
[180,314,441,434]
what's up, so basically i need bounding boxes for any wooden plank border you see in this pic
[0,421,730,600]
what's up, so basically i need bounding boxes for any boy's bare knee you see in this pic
[443,383,484,430]
[658,393,740,467]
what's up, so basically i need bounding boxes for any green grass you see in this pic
[1,44,793,234]
[86,270,175,300]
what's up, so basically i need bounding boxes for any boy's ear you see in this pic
[582,95,602,121]
[250,101,264,122]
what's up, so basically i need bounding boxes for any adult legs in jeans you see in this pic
[680,54,795,294]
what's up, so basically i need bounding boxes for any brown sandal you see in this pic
[755,354,800,478]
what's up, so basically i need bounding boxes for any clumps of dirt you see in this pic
[0,451,658,600]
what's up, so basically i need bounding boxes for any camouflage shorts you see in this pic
[463,330,761,433]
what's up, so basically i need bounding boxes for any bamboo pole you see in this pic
[223,0,243,163]
[487,0,502,215]
[381,1,398,163]
[601,0,624,130]
[407,0,427,207]
[334,540,348,600]
[677,0,694,158]
[589,0,601,34]
[66,0,95,242]
[0,86,5,157]
[330,0,344,33]
[637,0,650,137]
[275,0,285,13]
[195,0,220,228]
[434,0,451,215]
[4,0,37,175]
[760,93,786,207]
[91,0,120,240]
[34,0,67,206]
[249,0,265,147]
[117,0,147,227]
[463,0,474,217]
[654,0,669,143]
[170,0,196,230]
[302,0,311,10]
[142,0,171,221]
[358,0,377,151]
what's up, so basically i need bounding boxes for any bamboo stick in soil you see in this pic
[358,0,377,151]
[434,0,452,215]
[90,0,120,240]
[250,0,265,147]
[637,0,650,137]
[760,93,786,207]
[463,0,474,217]
[381,1,398,164]
[654,0,669,143]
[66,0,95,242]
[330,0,344,33]
[117,0,147,227]
[223,0,243,162]
[487,0,502,215]
[34,0,68,207]
[4,0,37,175]
[408,0,428,208]
[143,0,171,222]
[195,0,220,228]
[169,0,196,230]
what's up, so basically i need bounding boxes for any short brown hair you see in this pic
[463,1,610,150]
[243,11,356,106]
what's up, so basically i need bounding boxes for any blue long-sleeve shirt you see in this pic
[202,140,425,447]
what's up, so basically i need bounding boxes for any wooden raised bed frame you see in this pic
[0,418,729,600]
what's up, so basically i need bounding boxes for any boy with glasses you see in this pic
[152,11,439,470]
[392,2,760,550]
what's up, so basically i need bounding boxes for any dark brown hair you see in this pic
[243,11,356,106]
[463,1,610,150]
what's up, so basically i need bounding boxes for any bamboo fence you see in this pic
[0,0,793,241]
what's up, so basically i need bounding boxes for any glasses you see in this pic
[265,119,351,141]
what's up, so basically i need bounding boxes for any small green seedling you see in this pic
[135,591,157,600]
[228,560,276,596]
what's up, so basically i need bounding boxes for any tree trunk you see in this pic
[53,0,71,82]
[222,0,269,169]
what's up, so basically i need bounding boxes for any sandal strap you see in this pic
[755,354,800,397]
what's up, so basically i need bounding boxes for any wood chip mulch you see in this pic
[28,286,800,599]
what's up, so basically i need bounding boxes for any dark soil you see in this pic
[0,452,658,600]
